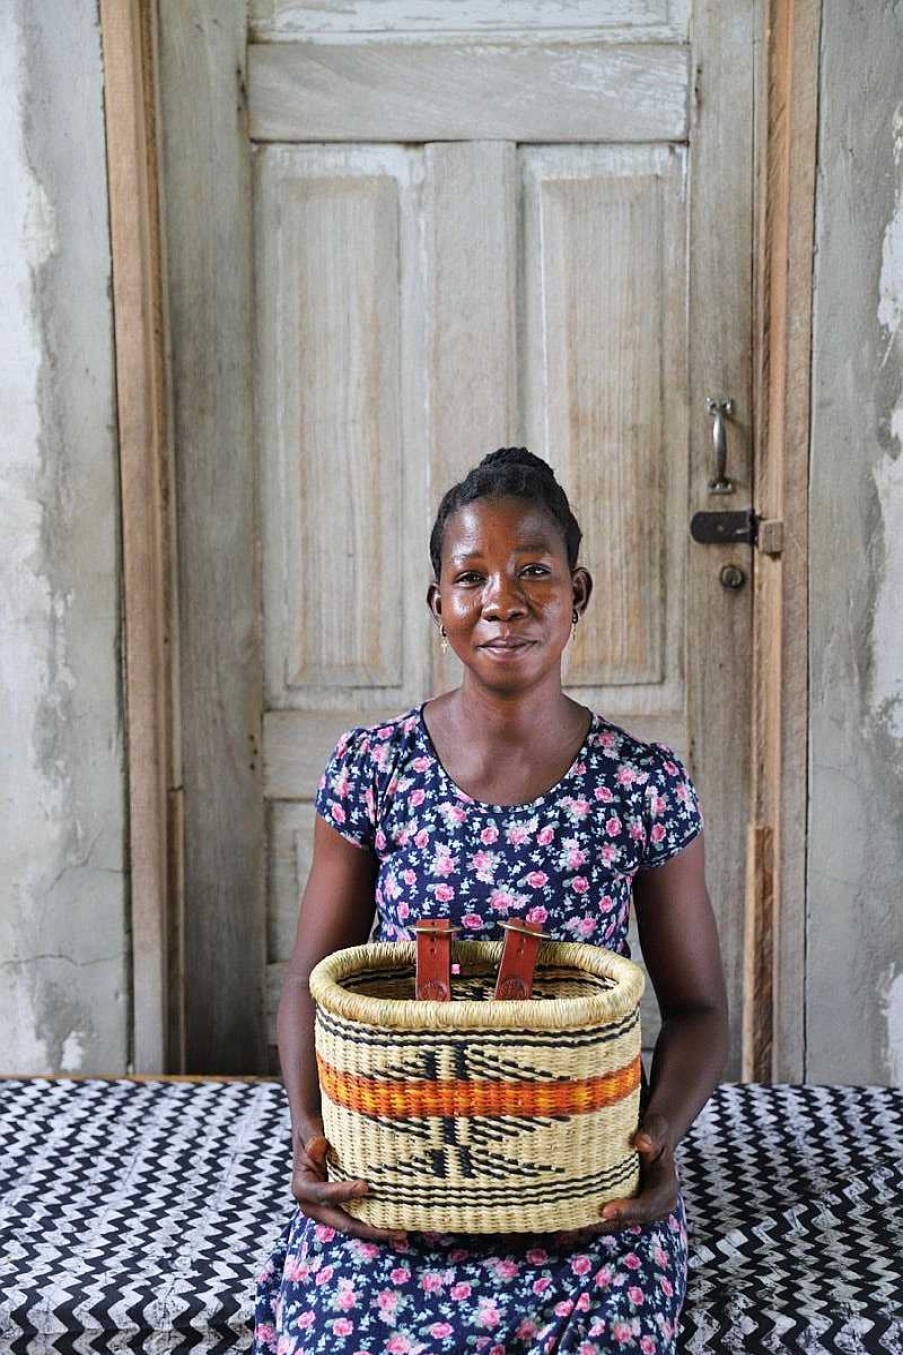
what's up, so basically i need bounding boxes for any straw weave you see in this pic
[310,938,644,1234]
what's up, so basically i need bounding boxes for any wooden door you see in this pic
[158,0,755,1074]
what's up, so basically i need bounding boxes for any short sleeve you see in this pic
[638,743,704,870]
[314,726,377,850]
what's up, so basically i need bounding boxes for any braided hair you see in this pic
[429,448,582,580]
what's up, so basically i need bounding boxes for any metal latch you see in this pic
[690,509,783,555]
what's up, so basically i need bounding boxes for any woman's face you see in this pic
[427,496,592,692]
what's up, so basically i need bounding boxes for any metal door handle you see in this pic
[705,396,735,494]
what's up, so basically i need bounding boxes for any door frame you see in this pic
[101,0,820,1075]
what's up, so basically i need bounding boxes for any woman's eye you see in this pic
[455,572,482,584]
[522,565,550,577]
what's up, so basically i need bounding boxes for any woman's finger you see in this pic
[297,1200,408,1247]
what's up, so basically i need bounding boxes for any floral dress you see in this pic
[254,703,704,1355]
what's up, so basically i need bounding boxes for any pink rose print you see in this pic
[663,759,678,775]
[526,870,548,888]
[332,1318,354,1336]
[526,1248,548,1264]
[476,1302,501,1329]
[571,875,589,893]
[612,1322,634,1345]
[641,1338,657,1354]
[433,852,455,876]
[450,1282,472,1300]
[420,1272,444,1293]
[313,1224,335,1243]
[527,906,548,926]
[433,883,455,903]
[412,756,431,772]
[507,824,529,846]
[650,822,667,844]
[628,1286,645,1305]
[554,1300,574,1318]
[409,788,426,808]
[533,1276,552,1295]
[385,1337,411,1354]
[480,825,499,844]
[335,1284,357,1310]
[397,900,410,920]
[494,1258,520,1279]
[330,803,346,824]
[606,816,623,836]
[389,1268,410,1285]
[570,1255,592,1276]
[462,913,483,929]
[489,889,517,912]
[430,1324,454,1339]
[297,1312,315,1329]
[537,825,555,846]
[595,784,614,802]
[566,847,587,869]
[625,1252,642,1270]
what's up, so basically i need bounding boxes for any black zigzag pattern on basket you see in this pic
[315,1004,639,1053]
[331,1151,638,1203]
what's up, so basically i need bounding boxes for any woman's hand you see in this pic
[572,1112,679,1238]
[292,1132,408,1248]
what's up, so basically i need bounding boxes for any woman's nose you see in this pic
[482,575,527,618]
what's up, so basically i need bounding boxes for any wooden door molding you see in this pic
[745,0,821,1081]
[100,0,182,1073]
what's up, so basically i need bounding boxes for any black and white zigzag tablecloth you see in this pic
[0,1080,900,1353]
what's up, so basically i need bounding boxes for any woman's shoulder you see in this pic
[321,706,422,778]
[588,712,691,777]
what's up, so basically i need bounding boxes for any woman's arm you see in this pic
[596,831,729,1231]
[277,813,407,1245]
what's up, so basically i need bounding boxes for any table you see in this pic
[0,1080,900,1352]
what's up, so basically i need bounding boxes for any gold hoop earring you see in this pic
[571,609,579,642]
[439,624,449,655]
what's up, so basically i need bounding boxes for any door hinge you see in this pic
[690,509,784,555]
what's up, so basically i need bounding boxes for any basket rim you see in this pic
[309,938,645,1031]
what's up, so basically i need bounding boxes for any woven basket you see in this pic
[309,934,645,1234]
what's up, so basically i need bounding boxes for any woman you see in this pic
[255,447,729,1353]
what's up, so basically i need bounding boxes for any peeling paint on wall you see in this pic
[872,103,903,750]
[0,1,128,1074]
[885,970,903,1088]
[808,0,903,1087]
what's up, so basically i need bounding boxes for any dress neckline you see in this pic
[416,701,597,813]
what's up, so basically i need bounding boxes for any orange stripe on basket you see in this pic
[316,1054,641,1119]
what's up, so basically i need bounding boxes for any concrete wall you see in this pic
[807,0,903,1085]
[0,1,129,1073]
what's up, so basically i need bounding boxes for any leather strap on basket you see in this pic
[413,919,460,1001]
[493,919,545,1001]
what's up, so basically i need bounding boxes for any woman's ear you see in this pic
[426,581,441,626]
[571,566,593,617]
